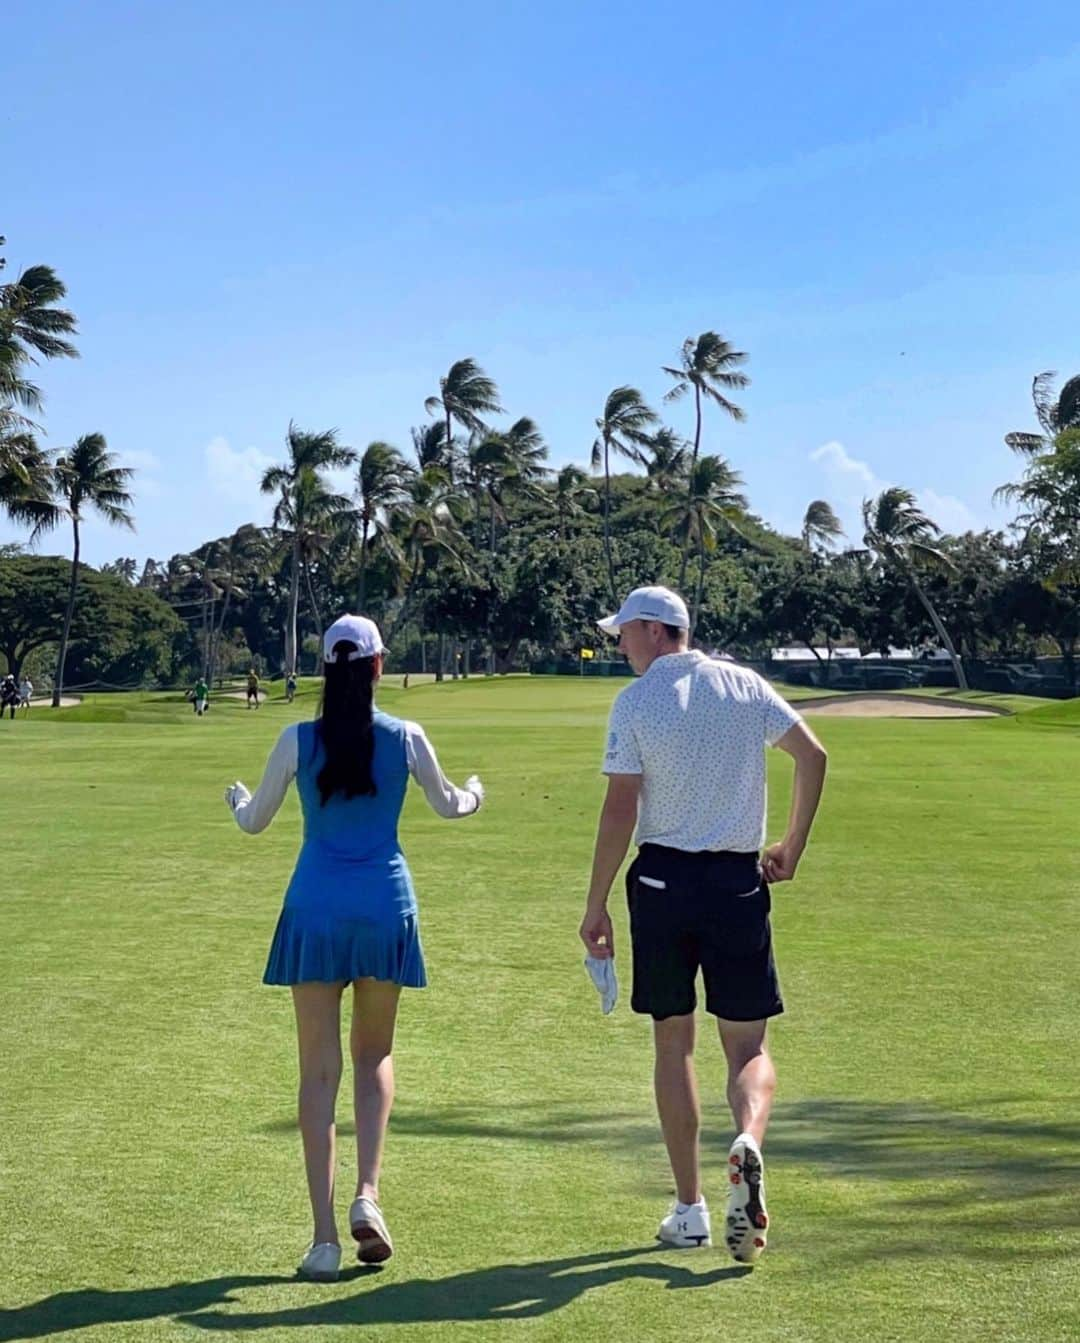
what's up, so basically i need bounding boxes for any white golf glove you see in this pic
[584,955,618,1015]
[465,774,485,809]
[224,781,251,813]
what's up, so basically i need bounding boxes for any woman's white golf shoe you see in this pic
[298,1241,341,1281]
[349,1196,394,1263]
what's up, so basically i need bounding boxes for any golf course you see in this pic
[1,675,1077,1342]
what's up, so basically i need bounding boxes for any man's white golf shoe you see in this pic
[657,1199,712,1248]
[725,1132,769,1263]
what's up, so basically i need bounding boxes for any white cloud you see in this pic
[809,439,984,537]
[809,440,884,492]
[205,435,277,504]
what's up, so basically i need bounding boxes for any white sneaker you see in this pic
[726,1133,769,1263]
[349,1196,394,1263]
[298,1241,341,1281]
[657,1199,712,1248]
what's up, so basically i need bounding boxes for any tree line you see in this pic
[3,232,1080,696]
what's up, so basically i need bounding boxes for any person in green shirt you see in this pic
[194,676,209,716]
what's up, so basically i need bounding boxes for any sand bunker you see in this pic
[799,694,1000,718]
[222,690,268,702]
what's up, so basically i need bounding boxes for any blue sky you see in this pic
[4,0,1079,567]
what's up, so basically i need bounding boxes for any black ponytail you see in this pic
[315,640,377,804]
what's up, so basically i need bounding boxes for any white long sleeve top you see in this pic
[228,720,481,834]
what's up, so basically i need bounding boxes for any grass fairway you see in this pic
[1,677,1077,1342]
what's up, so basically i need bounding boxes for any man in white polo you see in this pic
[579,584,827,1263]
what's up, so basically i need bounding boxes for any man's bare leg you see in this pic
[653,1013,701,1205]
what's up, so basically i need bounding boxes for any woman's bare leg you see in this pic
[292,981,346,1244]
[350,978,402,1201]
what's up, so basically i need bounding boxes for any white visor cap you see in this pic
[322,613,385,662]
[597,585,690,636]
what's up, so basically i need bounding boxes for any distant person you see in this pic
[246,668,261,709]
[193,675,209,716]
[285,672,298,703]
[579,585,827,1264]
[1,674,18,721]
[18,677,33,712]
[224,614,484,1281]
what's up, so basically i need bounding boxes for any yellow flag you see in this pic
[580,648,595,660]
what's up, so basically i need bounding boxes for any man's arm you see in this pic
[579,773,642,959]
[762,720,827,883]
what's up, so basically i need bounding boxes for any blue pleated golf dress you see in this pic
[225,709,481,988]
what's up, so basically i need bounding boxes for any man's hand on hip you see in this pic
[580,906,615,959]
[762,837,804,883]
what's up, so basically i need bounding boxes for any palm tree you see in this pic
[592,386,658,602]
[29,434,135,706]
[103,557,139,583]
[0,432,58,532]
[260,424,356,675]
[356,442,414,608]
[662,332,750,588]
[206,525,269,683]
[643,427,691,495]
[802,499,844,551]
[424,359,503,479]
[385,470,469,644]
[410,421,452,474]
[862,487,968,690]
[660,455,748,637]
[552,465,598,541]
[0,260,79,429]
[1004,371,1080,456]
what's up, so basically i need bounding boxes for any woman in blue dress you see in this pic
[225,614,483,1281]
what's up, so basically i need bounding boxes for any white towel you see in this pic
[584,956,618,1014]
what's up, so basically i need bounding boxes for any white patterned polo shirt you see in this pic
[602,651,802,853]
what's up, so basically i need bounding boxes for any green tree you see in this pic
[424,358,503,480]
[662,332,749,588]
[0,432,58,531]
[28,434,136,705]
[642,427,690,495]
[260,424,356,674]
[0,555,181,685]
[355,442,413,609]
[0,247,79,436]
[861,487,968,690]
[801,499,844,551]
[410,421,452,473]
[659,455,748,637]
[552,465,598,541]
[1003,370,1080,457]
[592,386,658,603]
[385,469,469,646]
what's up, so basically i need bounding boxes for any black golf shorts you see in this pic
[626,843,784,1022]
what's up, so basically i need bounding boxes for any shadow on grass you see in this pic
[179,1247,750,1331]
[0,1250,749,1339]
[0,1277,286,1342]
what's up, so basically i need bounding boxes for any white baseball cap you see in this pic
[322,613,385,662]
[597,585,690,635]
